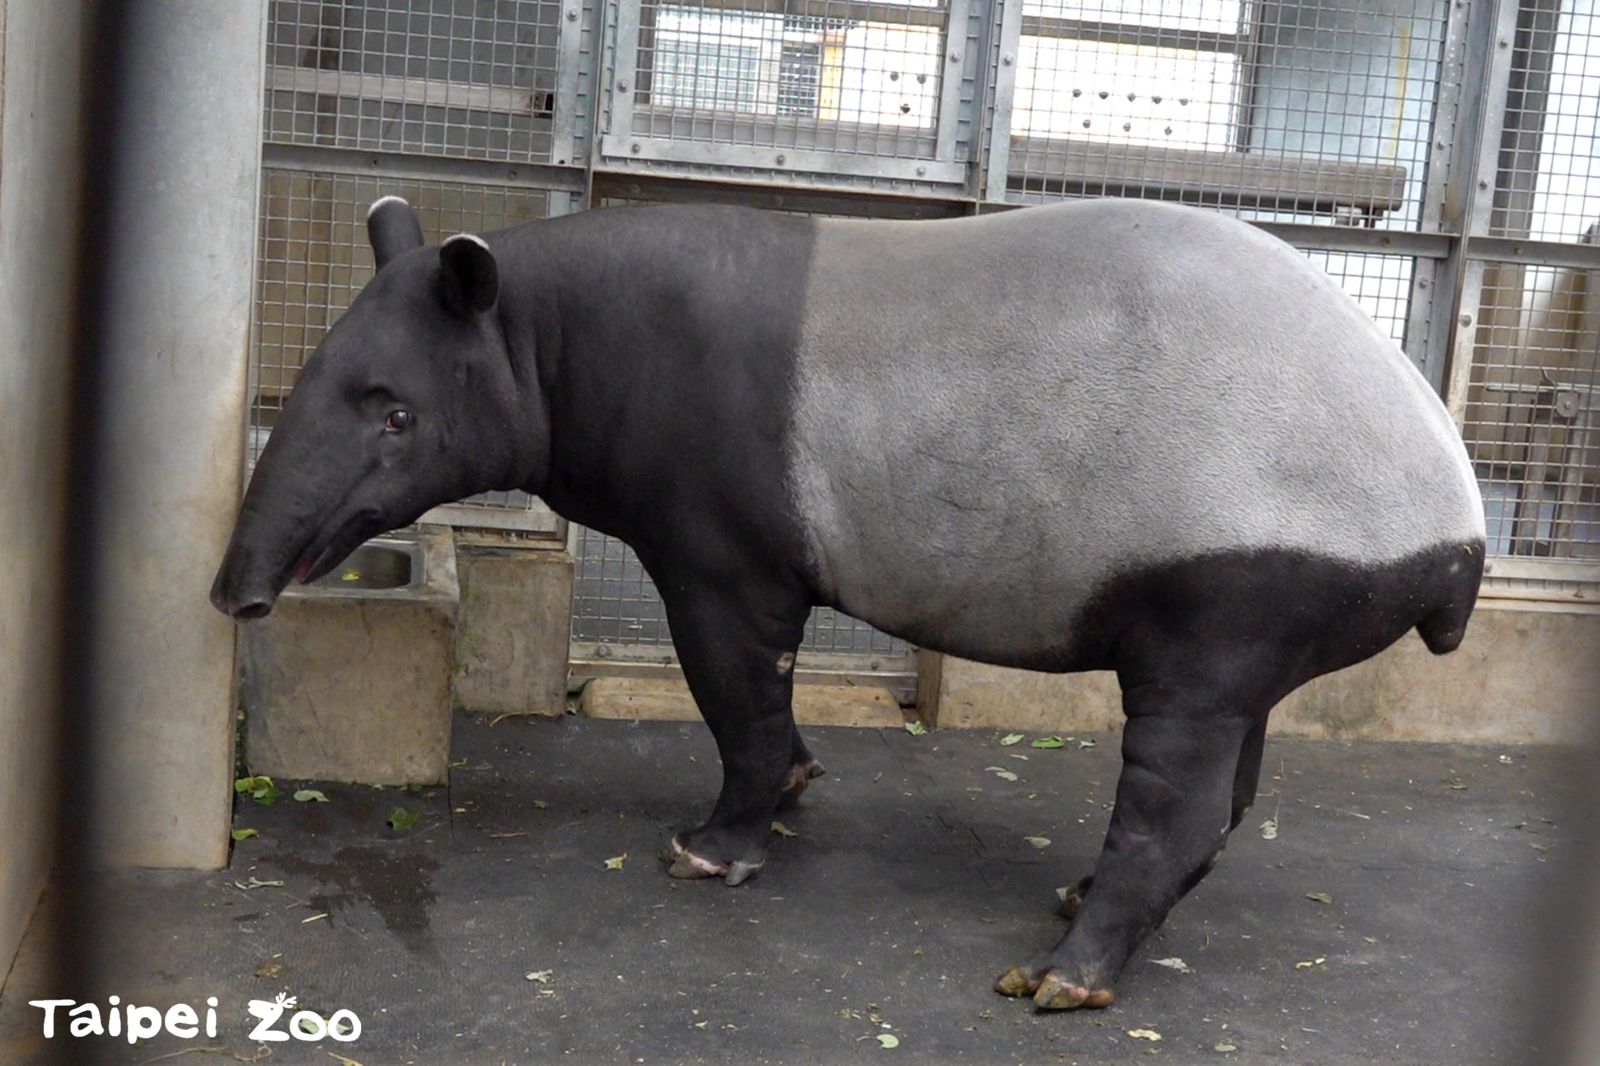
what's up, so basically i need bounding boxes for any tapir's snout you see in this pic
[209,546,280,622]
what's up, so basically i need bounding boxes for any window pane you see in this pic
[1022,0,1245,35]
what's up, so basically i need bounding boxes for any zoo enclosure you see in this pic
[249,0,1600,693]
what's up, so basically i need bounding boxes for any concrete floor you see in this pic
[1,714,1587,1065]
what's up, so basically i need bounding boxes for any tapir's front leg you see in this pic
[655,564,813,886]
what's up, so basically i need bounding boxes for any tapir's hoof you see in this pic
[994,966,1038,998]
[661,837,763,886]
[1033,971,1115,1011]
[777,760,826,808]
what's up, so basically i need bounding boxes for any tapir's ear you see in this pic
[438,233,500,318]
[367,196,424,270]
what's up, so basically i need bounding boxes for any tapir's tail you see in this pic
[1415,541,1486,655]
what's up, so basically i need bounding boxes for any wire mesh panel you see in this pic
[571,527,914,657]
[1004,1,1447,230]
[265,0,567,164]
[1490,0,1599,243]
[1303,249,1414,346]
[251,169,556,523]
[604,0,973,182]
[1463,258,1599,562]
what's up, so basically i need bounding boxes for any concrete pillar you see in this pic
[87,3,265,867]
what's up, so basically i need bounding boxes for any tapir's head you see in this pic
[210,196,541,620]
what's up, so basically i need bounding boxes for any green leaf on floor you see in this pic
[1150,957,1192,974]
[985,766,1019,782]
[1127,1028,1162,1042]
[387,806,419,831]
[1260,818,1279,840]
[1030,735,1065,749]
[904,721,928,736]
[293,789,329,803]
[1024,836,1051,849]
[232,877,283,891]
[875,1034,899,1049]
[1077,738,1097,749]
[235,775,281,806]
[771,821,799,838]
[604,853,627,871]
[1305,892,1333,905]
[999,733,1025,746]
[230,828,258,842]
[1215,1040,1238,1053]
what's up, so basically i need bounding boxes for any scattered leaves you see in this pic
[1150,957,1192,974]
[999,733,1025,746]
[1305,892,1333,905]
[1078,738,1097,750]
[532,799,549,809]
[293,789,329,803]
[604,853,628,871]
[875,1034,899,1049]
[1030,735,1065,749]
[1023,836,1052,849]
[771,821,799,838]
[235,776,282,807]
[387,807,419,832]
[230,828,258,842]
[1055,886,1072,901]
[985,766,1019,782]
[525,970,553,983]
[232,877,284,892]
[1294,957,1327,969]
[1259,818,1279,841]
[904,721,928,736]
[1215,1040,1238,1053]
[1127,1029,1162,1042]
[1447,778,1468,791]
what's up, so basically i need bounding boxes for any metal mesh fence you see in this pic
[1005,1,1446,229]
[571,527,914,656]
[1464,258,1599,562]
[252,169,553,522]
[265,0,566,164]
[1490,0,1599,244]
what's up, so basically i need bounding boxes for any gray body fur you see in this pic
[787,200,1484,666]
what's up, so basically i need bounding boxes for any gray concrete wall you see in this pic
[87,3,266,868]
[0,0,87,979]
[924,601,1600,745]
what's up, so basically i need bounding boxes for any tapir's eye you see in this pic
[384,409,412,432]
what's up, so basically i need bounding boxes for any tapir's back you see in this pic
[783,200,1484,664]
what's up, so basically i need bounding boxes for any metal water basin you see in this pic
[311,541,417,591]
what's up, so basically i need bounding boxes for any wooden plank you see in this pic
[1008,136,1408,214]
[268,65,545,116]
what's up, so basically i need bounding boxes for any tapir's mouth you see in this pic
[291,510,378,588]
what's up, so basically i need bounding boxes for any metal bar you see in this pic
[607,0,643,143]
[1019,15,1244,54]
[266,64,544,117]
[260,143,588,194]
[932,0,970,165]
[1441,0,1521,426]
[1253,223,1453,260]
[551,0,587,170]
[601,133,966,183]
[1482,556,1600,586]
[1463,235,1600,271]
[980,0,1023,201]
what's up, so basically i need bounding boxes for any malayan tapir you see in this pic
[211,195,1485,1010]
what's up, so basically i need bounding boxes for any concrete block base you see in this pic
[582,677,907,727]
[454,543,574,717]
[241,528,459,785]
[923,600,1600,745]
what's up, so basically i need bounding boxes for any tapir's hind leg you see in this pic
[654,565,813,886]
[997,659,1276,1009]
